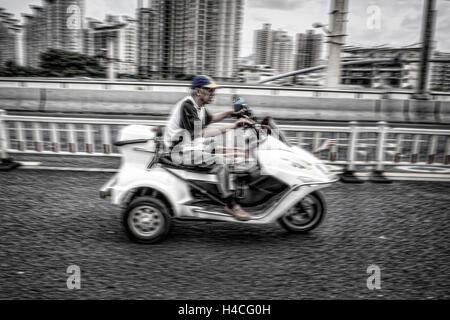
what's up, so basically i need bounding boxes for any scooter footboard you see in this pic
[252,184,325,224]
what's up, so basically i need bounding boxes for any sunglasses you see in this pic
[201,87,216,93]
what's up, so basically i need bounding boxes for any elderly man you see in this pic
[164,75,254,221]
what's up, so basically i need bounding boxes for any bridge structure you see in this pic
[0,78,450,125]
[256,58,450,85]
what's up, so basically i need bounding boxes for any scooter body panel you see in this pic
[112,166,193,218]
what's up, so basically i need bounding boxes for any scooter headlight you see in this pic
[316,164,339,181]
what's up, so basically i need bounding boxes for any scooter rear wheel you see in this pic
[278,191,326,233]
[122,197,171,244]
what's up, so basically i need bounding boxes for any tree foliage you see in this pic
[39,49,106,78]
[0,61,41,77]
[0,49,106,78]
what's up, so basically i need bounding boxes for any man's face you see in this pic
[199,87,216,105]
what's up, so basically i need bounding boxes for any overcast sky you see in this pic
[3,0,450,57]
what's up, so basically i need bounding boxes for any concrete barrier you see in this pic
[1,87,450,123]
[439,101,450,123]
[379,99,405,123]
[0,87,42,111]
[225,95,379,121]
[44,89,186,115]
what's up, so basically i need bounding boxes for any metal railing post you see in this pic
[329,133,338,162]
[313,132,321,158]
[32,122,42,152]
[347,121,358,170]
[50,123,59,153]
[427,135,438,164]
[394,134,404,163]
[85,124,94,154]
[0,110,8,160]
[102,125,112,154]
[445,137,450,165]
[341,121,364,183]
[411,135,421,164]
[370,121,392,183]
[0,110,20,171]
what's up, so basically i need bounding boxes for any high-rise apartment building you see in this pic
[253,23,272,66]
[295,30,323,71]
[84,15,138,75]
[0,8,22,66]
[136,0,160,76]
[22,0,85,68]
[341,46,422,89]
[431,51,450,92]
[271,30,293,74]
[152,0,190,77]
[253,24,293,75]
[83,18,99,57]
[203,0,243,80]
[137,0,243,80]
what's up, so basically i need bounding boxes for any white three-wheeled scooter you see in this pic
[100,102,339,243]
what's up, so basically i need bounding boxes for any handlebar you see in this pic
[235,115,256,128]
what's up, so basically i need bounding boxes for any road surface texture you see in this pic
[0,169,449,300]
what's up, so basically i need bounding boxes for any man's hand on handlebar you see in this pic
[233,118,255,129]
[231,109,247,117]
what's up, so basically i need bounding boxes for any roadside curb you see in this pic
[13,165,450,182]
[0,158,21,171]
[17,166,118,173]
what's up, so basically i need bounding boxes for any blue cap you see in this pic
[191,75,221,89]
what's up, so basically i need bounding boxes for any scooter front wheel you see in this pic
[278,191,326,233]
[122,197,171,244]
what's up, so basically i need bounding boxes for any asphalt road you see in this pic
[0,170,449,300]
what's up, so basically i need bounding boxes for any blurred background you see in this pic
[0,0,449,300]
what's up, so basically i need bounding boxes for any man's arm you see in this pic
[201,124,234,138]
[210,111,234,123]
[201,118,255,138]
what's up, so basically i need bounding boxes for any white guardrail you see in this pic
[1,110,450,172]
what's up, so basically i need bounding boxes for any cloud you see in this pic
[0,0,136,21]
[0,1,40,19]
[345,0,424,49]
[252,14,270,23]
[86,0,135,20]
[435,3,450,52]
[400,14,422,31]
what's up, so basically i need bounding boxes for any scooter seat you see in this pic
[158,155,214,173]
